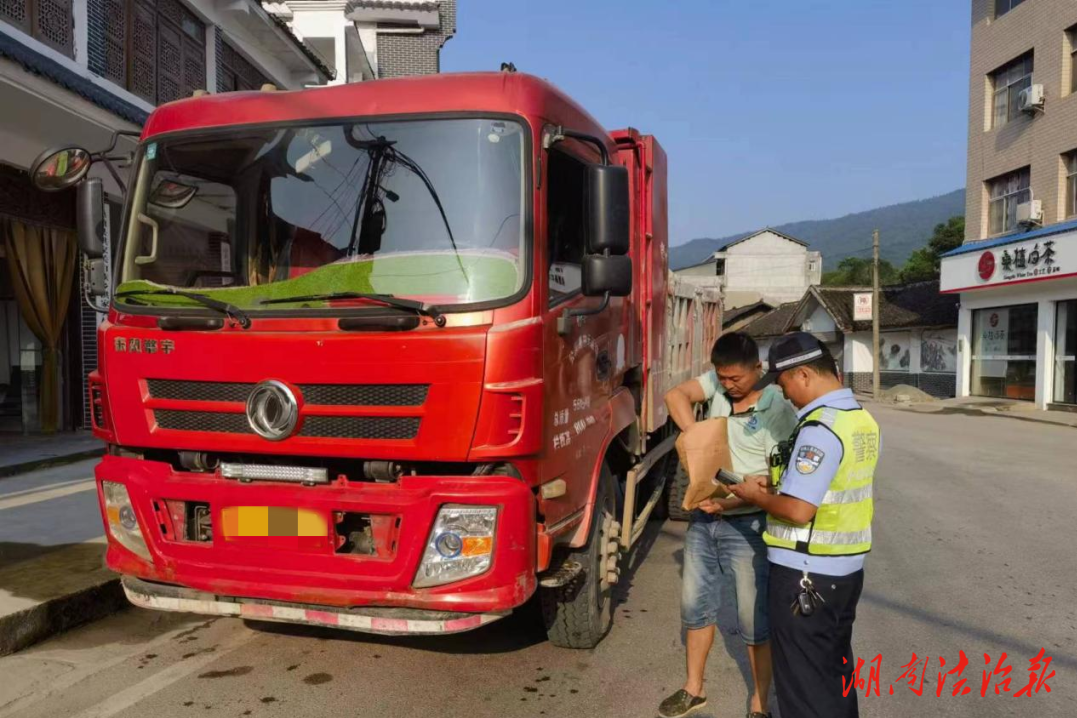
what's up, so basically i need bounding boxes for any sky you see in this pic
[440,0,971,246]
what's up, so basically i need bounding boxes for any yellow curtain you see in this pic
[1,219,77,433]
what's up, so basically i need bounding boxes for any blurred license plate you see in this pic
[221,506,327,538]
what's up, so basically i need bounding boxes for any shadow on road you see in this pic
[861,590,1077,672]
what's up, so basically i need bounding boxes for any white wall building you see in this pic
[265,0,455,84]
[675,229,822,307]
[745,282,959,398]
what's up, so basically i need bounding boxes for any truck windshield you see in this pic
[115,118,528,312]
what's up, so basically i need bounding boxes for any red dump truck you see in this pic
[31,71,719,647]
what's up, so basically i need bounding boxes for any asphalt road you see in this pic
[0,405,1073,718]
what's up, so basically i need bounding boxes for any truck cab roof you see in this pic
[142,72,611,149]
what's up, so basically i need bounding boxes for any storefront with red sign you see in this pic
[940,221,1077,409]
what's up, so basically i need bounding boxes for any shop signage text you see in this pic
[940,232,1074,293]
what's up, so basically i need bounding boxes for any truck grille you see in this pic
[154,411,421,440]
[147,380,429,407]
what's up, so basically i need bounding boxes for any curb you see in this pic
[0,578,124,657]
[0,449,105,479]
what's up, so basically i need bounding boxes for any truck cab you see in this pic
[32,72,697,647]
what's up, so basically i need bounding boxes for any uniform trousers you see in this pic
[768,562,864,718]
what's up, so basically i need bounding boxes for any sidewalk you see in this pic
[0,539,123,657]
[0,458,121,657]
[0,432,104,478]
[858,392,1077,429]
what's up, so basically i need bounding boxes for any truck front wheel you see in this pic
[541,463,617,648]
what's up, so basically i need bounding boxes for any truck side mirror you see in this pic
[587,164,630,255]
[583,254,632,297]
[78,178,106,259]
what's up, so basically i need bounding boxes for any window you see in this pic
[988,167,1031,235]
[218,41,271,93]
[971,304,1038,400]
[995,0,1026,18]
[117,119,527,309]
[546,149,589,304]
[1056,300,1077,405]
[98,0,206,105]
[1071,26,1077,95]
[715,259,726,277]
[1066,152,1077,219]
[0,0,73,56]
[991,52,1033,128]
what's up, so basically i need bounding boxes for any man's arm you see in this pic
[664,377,709,432]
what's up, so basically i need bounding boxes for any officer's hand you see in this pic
[697,498,724,514]
[728,475,769,502]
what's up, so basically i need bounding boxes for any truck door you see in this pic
[540,144,621,530]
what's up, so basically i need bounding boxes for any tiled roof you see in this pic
[817,280,958,332]
[723,300,773,326]
[742,280,958,337]
[348,0,439,10]
[743,302,800,337]
[720,227,808,252]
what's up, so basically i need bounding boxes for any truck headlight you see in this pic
[414,505,496,588]
[102,481,151,561]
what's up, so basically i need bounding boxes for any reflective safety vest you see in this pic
[763,405,879,556]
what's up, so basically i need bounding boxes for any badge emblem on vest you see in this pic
[795,445,825,474]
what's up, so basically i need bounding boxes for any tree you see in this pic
[822,256,897,286]
[899,216,964,283]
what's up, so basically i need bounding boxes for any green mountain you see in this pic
[670,189,966,271]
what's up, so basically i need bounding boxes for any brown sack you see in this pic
[675,418,734,511]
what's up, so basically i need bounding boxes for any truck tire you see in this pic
[666,462,691,522]
[541,464,617,649]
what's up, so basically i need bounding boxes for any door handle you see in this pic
[596,351,612,380]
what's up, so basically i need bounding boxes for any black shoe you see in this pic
[658,689,707,718]
[747,712,772,718]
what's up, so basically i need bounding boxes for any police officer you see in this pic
[727,332,880,718]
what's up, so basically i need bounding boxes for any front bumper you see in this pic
[122,577,507,636]
[98,455,537,615]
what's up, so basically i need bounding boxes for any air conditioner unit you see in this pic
[1018,84,1045,114]
[1017,199,1043,227]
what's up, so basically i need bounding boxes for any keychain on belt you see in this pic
[791,571,826,617]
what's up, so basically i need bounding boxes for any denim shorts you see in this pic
[681,511,770,644]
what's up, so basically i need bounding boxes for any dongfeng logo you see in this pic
[246,380,298,441]
[978,251,995,281]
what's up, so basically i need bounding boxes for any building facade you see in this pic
[675,229,822,307]
[744,282,959,399]
[0,0,331,433]
[941,0,1077,410]
[265,0,455,84]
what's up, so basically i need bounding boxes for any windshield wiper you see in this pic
[115,288,252,329]
[258,292,445,327]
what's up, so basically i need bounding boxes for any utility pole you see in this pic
[872,229,881,400]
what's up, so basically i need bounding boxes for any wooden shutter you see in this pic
[182,35,205,96]
[32,0,73,55]
[0,0,31,34]
[102,0,127,86]
[156,21,183,103]
[129,0,157,102]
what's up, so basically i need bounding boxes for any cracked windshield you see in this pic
[116,118,527,310]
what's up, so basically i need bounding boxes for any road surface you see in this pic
[0,405,1073,717]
